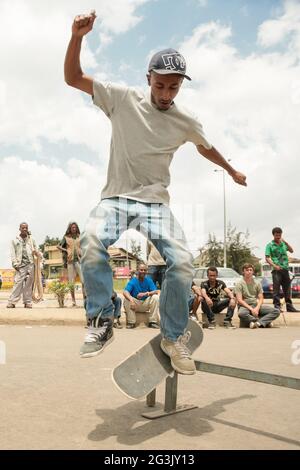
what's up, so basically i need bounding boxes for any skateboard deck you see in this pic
[112,319,203,400]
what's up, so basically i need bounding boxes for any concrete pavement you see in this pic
[0,324,299,450]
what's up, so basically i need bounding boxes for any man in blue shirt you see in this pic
[123,264,160,329]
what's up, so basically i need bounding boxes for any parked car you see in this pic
[291,277,300,298]
[256,275,300,299]
[255,276,274,299]
[193,267,241,290]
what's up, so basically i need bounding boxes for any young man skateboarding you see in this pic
[64,11,247,375]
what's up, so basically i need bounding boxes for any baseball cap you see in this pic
[148,48,191,81]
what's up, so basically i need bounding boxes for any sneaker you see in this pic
[266,322,274,328]
[148,322,160,329]
[208,322,216,330]
[286,305,300,313]
[250,321,260,329]
[80,316,113,358]
[6,303,15,308]
[126,323,136,329]
[24,304,32,309]
[224,321,236,329]
[160,332,196,375]
[189,314,198,321]
[113,319,123,329]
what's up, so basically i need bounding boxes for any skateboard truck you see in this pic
[142,361,300,420]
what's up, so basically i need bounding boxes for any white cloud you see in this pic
[1,0,300,268]
[169,9,300,258]
[0,156,105,267]
[0,0,149,152]
[0,0,150,266]
[258,0,300,57]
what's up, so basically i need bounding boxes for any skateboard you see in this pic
[112,319,203,400]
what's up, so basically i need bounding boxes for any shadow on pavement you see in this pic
[88,394,262,446]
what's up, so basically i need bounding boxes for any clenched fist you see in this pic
[72,10,97,37]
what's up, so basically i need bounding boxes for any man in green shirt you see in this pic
[265,227,299,312]
[236,263,280,328]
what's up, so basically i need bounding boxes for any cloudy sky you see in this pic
[0,0,299,267]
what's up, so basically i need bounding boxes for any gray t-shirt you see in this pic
[93,81,212,205]
[235,278,263,306]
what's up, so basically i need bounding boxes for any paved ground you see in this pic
[0,322,299,450]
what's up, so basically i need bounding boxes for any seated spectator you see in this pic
[189,282,203,321]
[201,267,236,329]
[123,264,160,329]
[112,291,122,329]
[236,263,280,328]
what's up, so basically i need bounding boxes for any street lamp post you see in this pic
[214,160,231,268]
[222,169,227,268]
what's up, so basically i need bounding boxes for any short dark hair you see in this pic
[207,267,218,275]
[242,263,254,271]
[272,227,282,235]
[138,263,148,270]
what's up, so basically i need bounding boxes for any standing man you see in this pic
[201,267,236,329]
[236,263,280,328]
[123,264,160,329]
[64,11,246,374]
[147,240,166,289]
[57,222,85,307]
[7,223,38,309]
[265,227,299,312]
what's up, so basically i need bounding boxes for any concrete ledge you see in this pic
[0,307,87,326]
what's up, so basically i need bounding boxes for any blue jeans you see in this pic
[112,296,122,319]
[80,197,194,341]
[148,265,166,289]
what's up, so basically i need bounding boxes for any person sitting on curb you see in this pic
[189,282,203,321]
[123,264,160,329]
[235,263,280,329]
[112,291,122,329]
[201,267,236,329]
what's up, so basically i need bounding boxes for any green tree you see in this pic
[226,225,260,274]
[130,239,143,260]
[197,225,260,274]
[39,236,61,260]
[198,233,223,267]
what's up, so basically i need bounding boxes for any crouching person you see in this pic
[123,264,160,329]
[236,263,280,328]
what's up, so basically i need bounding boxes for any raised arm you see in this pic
[64,11,97,95]
[197,144,247,187]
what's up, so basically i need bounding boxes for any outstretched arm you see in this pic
[64,10,97,95]
[197,144,247,187]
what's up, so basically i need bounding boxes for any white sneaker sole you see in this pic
[80,334,114,358]
[160,342,196,375]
